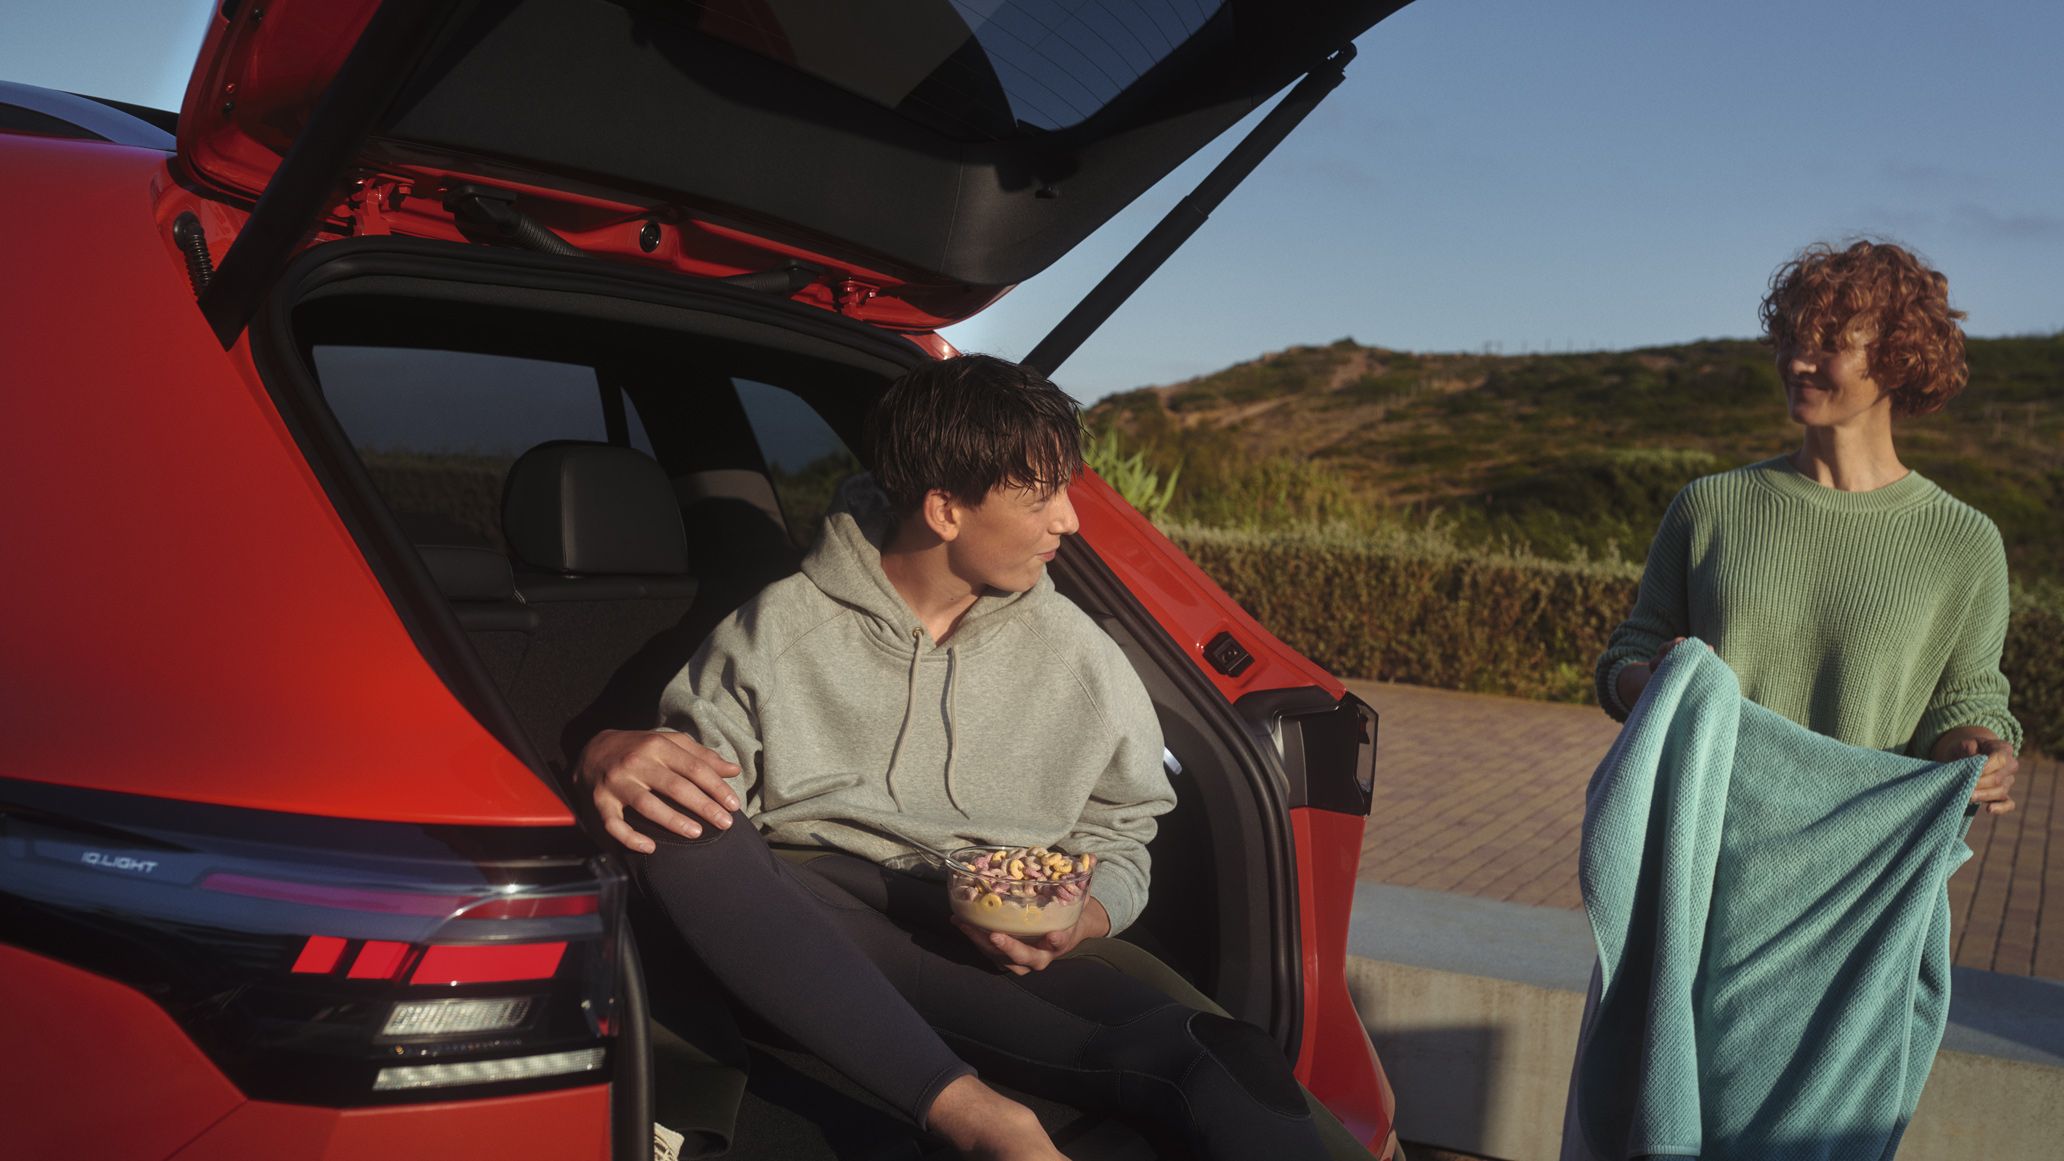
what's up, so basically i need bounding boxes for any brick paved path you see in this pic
[1347,680,2064,981]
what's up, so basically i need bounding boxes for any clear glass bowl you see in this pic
[946,845,1096,935]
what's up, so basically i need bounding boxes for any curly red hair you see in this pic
[1759,240,1969,417]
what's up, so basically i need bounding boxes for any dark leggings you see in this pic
[630,811,1335,1160]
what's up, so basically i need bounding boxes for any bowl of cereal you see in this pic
[946,845,1096,935]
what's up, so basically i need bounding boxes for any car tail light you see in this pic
[383,996,535,1037]
[0,778,622,1106]
[373,1047,608,1091]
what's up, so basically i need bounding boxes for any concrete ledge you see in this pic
[1346,883,2064,1160]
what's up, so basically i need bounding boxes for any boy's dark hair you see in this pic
[866,354,1083,514]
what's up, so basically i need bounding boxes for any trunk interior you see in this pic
[252,237,1298,1157]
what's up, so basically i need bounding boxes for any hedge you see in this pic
[2006,583,2064,754]
[1167,524,2064,755]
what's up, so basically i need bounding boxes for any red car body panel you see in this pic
[1291,808,1395,1142]
[166,1089,612,1161]
[175,0,373,200]
[0,941,612,1161]
[0,134,567,827]
[1,944,246,1161]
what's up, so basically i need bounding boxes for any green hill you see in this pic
[1088,334,2064,584]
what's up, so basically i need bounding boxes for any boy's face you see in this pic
[1777,324,1889,428]
[943,480,1080,594]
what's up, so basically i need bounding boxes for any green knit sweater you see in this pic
[1596,455,2021,757]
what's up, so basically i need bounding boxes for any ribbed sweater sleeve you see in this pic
[1595,488,1694,721]
[1592,457,2020,754]
[1910,526,2022,757]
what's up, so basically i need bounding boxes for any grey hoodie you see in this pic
[658,477,1174,934]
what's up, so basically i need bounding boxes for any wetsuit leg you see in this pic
[633,827,1351,1157]
[627,813,972,1127]
[795,854,1340,1160]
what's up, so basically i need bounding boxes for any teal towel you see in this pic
[1570,639,1985,1160]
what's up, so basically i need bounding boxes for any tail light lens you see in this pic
[0,778,622,1106]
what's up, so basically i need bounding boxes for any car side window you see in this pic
[313,345,653,552]
[733,379,860,549]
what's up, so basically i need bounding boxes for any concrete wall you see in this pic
[1348,957,1580,1160]
[1346,883,2064,1160]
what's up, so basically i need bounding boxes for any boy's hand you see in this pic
[955,897,1112,975]
[577,729,743,852]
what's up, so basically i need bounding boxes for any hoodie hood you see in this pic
[802,474,1051,651]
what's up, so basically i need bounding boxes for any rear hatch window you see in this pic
[690,0,1226,138]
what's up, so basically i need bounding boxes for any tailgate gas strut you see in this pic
[198,0,466,346]
[1021,44,1357,378]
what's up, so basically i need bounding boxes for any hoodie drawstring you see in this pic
[883,629,971,819]
[884,627,924,808]
[943,645,966,817]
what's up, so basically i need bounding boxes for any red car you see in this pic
[1,3,1408,1158]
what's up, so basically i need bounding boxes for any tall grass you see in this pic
[1084,428,1179,524]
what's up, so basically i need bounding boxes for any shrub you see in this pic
[2006,581,2064,755]
[1168,455,1379,530]
[770,450,862,548]
[1193,345,1352,405]
[1435,446,1723,564]
[1167,523,1639,702]
[1169,524,2064,753]
[1338,370,1421,404]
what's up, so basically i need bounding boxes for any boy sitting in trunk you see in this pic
[579,354,1364,1160]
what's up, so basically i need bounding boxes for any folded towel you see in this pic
[1565,639,1984,1160]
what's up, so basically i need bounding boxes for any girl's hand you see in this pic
[1615,637,1687,709]
[1957,736,2020,816]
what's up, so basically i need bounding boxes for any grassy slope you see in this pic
[1089,334,2064,584]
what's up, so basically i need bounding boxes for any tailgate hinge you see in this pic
[344,177,412,238]
[832,278,880,316]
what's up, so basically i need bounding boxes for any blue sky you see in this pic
[8,0,2059,401]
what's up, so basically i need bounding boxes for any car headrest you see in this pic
[501,442,689,576]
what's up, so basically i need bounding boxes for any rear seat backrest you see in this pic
[500,442,700,771]
[416,544,539,695]
[418,545,540,633]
